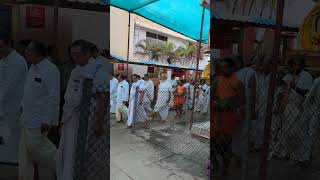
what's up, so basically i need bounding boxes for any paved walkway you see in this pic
[110,115,207,180]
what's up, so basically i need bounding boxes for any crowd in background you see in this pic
[110,72,210,129]
[210,54,320,176]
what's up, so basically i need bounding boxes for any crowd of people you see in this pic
[0,36,110,180]
[210,54,320,176]
[110,72,210,128]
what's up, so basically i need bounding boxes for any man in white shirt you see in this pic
[127,74,149,128]
[283,57,313,96]
[19,41,60,180]
[143,74,154,116]
[110,74,119,114]
[116,74,129,122]
[153,73,172,122]
[0,36,28,163]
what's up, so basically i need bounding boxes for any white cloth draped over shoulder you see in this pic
[127,80,148,127]
[154,80,172,121]
[110,77,119,113]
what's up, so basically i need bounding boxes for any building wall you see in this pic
[110,7,130,59]
[110,6,196,78]
[71,9,109,49]
[12,4,109,62]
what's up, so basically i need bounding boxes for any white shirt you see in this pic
[62,58,109,123]
[169,79,177,88]
[283,70,313,90]
[130,80,146,100]
[236,67,256,88]
[21,58,60,128]
[158,81,171,96]
[116,80,129,103]
[184,83,190,89]
[0,50,28,115]
[110,77,119,94]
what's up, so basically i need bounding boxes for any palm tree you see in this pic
[178,41,197,65]
[162,42,181,64]
[136,39,162,61]
[136,39,153,59]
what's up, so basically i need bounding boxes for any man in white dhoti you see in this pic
[290,77,320,166]
[168,74,177,108]
[153,73,172,122]
[143,74,154,116]
[251,56,272,150]
[110,74,119,113]
[19,41,60,180]
[200,80,210,114]
[272,57,314,163]
[187,80,196,110]
[116,74,129,122]
[57,40,109,180]
[0,36,28,163]
[183,80,191,112]
[127,74,149,128]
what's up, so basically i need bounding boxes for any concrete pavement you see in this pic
[110,120,208,180]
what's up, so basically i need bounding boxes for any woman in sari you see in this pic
[173,80,186,118]
[211,57,245,175]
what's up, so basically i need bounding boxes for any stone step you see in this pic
[190,121,210,139]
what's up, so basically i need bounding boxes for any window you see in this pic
[147,66,155,73]
[146,32,157,39]
[146,31,167,45]
[158,35,167,41]
[118,64,124,71]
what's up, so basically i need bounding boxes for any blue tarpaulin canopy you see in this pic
[110,0,210,42]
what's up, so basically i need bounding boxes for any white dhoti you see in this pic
[19,128,56,180]
[116,102,128,122]
[270,89,303,159]
[128,96,149,126]
[144,99,153,116]
[154,95,170,121]
[154,81,171,121]
[56,110,79,180]
[110,97,117,114]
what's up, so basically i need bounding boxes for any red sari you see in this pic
[174,85,185,107]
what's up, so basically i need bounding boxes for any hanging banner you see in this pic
[26,6,45,28]
[300,2,320,51]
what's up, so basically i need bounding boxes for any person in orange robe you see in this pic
[173,81,186,118]
[211,57,245,175]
